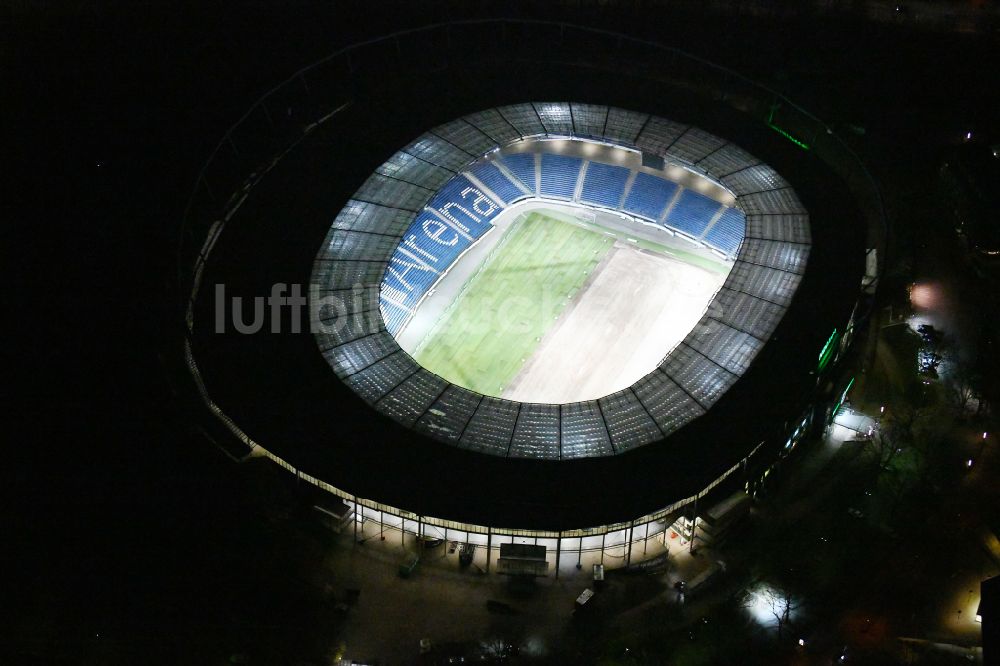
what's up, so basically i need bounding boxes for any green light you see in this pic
[768,123,811,150]
[832,377,855,418]
[765,106,810,150]
[818,328,839,373]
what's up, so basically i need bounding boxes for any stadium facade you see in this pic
[179,21,883,572]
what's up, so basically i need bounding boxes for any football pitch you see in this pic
[412,211,612,396]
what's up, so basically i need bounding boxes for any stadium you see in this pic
[323,107,803,457]
[180,21,882,572]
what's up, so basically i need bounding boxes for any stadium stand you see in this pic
[703,207,744,257]
[311,104,809,459]
[371,139,754,335]
[665,189,722,237]
[502,153,538,193]
[380,207,475,321]
[380,301,411,335]
[467,160,527,205]
[539,153,583,199]
[579,162,630,208]
[622,172,678,222]
[427,175,501,238]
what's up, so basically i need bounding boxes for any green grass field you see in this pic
[412,211,612,396]
[535,206,729,275]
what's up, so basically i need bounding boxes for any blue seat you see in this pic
[379,300,411,336]
[501,153,537,193]
[539,154,583,199]
[622,172,678,222]
[579,162,630,208]
[467,161,526,205]
[704,207,745,257]
[381,209,475,315]
[379,173,511,333]
[427,175,503,240]
[665,189,720,237]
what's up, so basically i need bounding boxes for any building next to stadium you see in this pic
[179,21,883,574]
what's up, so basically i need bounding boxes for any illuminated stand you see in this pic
[314,104,811,460]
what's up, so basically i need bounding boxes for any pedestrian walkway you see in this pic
[831,406,877,443]
[324,515,725,663]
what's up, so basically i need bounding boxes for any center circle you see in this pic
[380,138,742,403]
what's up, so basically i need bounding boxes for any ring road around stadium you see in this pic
[182,24,875,572]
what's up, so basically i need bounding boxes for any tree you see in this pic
[744,584,804,641]
[942,326,992,417]
[943,358,982,414]
[869,402,928,473]
[916,324,946,379]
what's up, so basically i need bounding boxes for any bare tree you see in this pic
[746,585,803,641]
[480,636,514,659]
[869,403,927,473]
[943,355,984,415]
